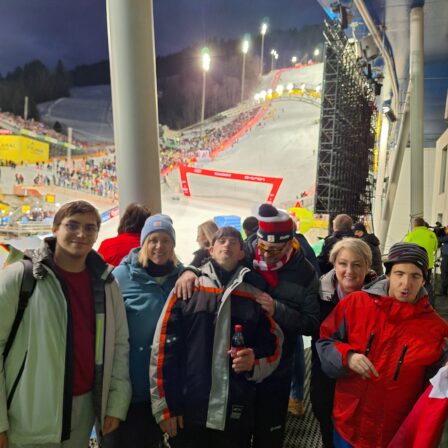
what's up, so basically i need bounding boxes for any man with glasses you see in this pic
[0,200,131,448]
[248,203,319,448]
[151,226,283,448]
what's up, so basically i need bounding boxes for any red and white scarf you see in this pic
[253,239,299,287]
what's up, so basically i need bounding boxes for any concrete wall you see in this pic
[382,147,436,251]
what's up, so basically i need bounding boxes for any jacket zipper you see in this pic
[7,351,28,409]
[393,345,408,381]
[364,333,375,356]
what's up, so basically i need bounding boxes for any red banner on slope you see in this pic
[178,164,283,204]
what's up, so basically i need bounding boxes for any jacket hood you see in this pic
[319,269,337,302]
[362,233,380,246]
[24,236,114,282]
[320,268,378,302]
[200,260,250,289]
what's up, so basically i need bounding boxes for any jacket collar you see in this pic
[200,260,250,289]
[25,236,114,282]
[121,246,180,283]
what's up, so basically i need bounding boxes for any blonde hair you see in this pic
[329,237,372,269]
[137,237,178,268]
[197,220,219,248]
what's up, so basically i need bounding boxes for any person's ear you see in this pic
[209,245,214,256]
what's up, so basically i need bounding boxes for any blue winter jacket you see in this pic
[113,248,181,403]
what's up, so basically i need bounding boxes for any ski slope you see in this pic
[35,64,324,262]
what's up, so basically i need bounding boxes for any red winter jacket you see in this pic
[97,232,141,266]
[316,278,448,448]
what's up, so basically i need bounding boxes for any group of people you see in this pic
[0,200,447,448]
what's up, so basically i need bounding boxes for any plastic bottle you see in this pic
[230,324,245,358]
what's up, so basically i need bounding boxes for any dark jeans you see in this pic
[171,425,251,448]
[310,364,335,448]
[441,255,448,295]
[102,401,162,448]
[426,269,435,307]
[252,366,292,448]
[290,336,305,401]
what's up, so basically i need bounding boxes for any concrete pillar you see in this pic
[378,90,411,252]
[409,6,424,220]
[106,0,162,214]
[373,116,389,232]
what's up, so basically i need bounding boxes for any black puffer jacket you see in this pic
[361,233,384,275]
[317,229,354,274]
[245,240,319,368]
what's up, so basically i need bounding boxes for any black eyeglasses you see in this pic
[63,222,98,236]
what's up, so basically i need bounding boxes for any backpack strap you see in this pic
[3,259,36,361]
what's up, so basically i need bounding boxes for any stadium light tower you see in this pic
[241,35,250,103]
[200,47,210,137]
[313,48,320,62]
[291,56,297,65]
[259,20,268,77]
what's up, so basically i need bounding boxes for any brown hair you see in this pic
[117,203,151,234]
[53,200,101,230]
[211,226,244,249]
[333,214,353,232]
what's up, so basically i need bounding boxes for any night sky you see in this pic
[0,0,326,74]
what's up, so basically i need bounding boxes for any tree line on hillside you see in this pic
[0,24,324,130]
[0,60,71,120]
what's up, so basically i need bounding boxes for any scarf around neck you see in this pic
[253,238,299,287]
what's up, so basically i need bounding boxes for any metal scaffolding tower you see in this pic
[314,21,377,225]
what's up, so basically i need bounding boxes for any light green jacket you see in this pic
[0,239,131,445]
[403,226,438,269]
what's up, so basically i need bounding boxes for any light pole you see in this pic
[241,36,250,103]
[259,21,268,76]
[291,56,297,65]
[270,49,278,71]
[200,47,210,137]
[313,48,320,62]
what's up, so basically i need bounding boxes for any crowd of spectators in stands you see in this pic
[0,112,87,147]
[178,107,261,154]
[1,106,262,190]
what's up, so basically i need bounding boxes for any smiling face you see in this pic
[53,212,99,265]
[334,248,369,295]
[387,263,425,303]
[144,231,175,266]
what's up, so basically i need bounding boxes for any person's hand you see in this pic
[160,415,184,438]
[102,415,120,435]
[174,271,199,300]
[229,348,255,373]
[347,352,379,380]
[0,432,9,448]
[254,292,276,316]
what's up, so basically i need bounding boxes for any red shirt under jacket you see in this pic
[56,267,95,396]
[98,232,141,266]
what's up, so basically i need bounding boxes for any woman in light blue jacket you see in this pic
[104,214,182,448]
